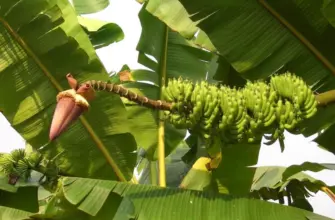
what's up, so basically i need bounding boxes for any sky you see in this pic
[0,0,335,218]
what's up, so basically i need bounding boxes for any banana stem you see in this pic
[86,80,172,111]
[315,90,335,106]
[84,81,335,112]
[157,25,169,188]
[321,186,335,204]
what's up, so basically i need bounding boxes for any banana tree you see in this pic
[1,0,335,219]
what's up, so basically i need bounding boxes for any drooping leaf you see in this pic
[282,162,335,179]
[251,163,332,205]
[142,0,216,51]
[0,0,137,181]
[72,0,110,14]
[60,176,333,220]
[139,0,248,85]
[78,16,125,49]
[144,0,197,38]
[136,5,215,82]
[252,166,323,191]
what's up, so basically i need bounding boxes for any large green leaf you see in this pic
[177,0,334,82]
[71,0,110,14]
[138,0,246,85]
[0,0,137,181]
[58,176,333,220]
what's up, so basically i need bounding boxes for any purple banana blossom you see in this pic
[49,74,95,141]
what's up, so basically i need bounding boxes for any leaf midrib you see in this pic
[258,0,335,75]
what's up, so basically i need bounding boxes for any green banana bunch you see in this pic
[163,78,193,128]
[161,72,318,147]
[198,84,221,139]
[243,81,277,142]
[270,73,317,120]
[219,87,247,143]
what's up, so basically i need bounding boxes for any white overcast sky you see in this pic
[0,0,335,218]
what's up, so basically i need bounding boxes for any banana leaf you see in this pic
[0,0,137,181]
[0,175,39,213]
[53,176,333,220]
[0,206,34,220]
[251,163,335,211]
[139,0,215,51]
[78,16,125,49]
[71,0,110,15]
[136,5,215,82]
